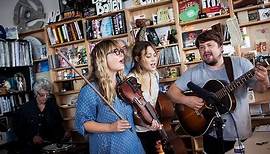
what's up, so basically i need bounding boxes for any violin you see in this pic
[117,77,173,153]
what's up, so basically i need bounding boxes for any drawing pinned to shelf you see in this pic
[258,8,270,20]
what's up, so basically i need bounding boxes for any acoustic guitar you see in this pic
[175,57,269,137]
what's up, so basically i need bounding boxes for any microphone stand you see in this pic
[207,96,226,154]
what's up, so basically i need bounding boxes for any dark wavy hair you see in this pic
[195,29,223,48]
[131,41,157,73]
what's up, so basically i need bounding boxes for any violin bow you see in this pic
[57,51,125,120]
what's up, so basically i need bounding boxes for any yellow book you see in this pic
[57,26,64,43]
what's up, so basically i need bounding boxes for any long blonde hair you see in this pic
[88,39,125,104]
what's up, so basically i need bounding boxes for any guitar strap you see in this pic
[223,56,237,111]
[223,56,234,82]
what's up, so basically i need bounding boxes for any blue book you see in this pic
[101,17,113,37]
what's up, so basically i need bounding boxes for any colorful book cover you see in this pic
[178,0,200,22]
[182,29,202,48]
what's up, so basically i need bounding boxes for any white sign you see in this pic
[92,0,123,15]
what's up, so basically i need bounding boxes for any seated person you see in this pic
[15,78,68,154]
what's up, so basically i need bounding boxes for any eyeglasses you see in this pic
[107,48,125,56]
[37,91,50,98]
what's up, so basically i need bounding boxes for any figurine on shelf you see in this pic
[17,77,23,91]
[14,73,26,92]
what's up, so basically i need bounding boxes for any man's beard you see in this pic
[204,53,222,66]
[205,59,218,66]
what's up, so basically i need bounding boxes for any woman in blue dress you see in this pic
[75,39,145,154]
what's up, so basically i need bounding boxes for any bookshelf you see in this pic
[19,28,50,81]
[0,38,33,145]
[125,0,182,85]
[45,18,87,131]
[35,0,270,153]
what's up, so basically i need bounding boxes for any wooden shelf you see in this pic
[127,0,172,12]
[234,3,270,13]
[251,115,270,120]
[0,91,30,97]
[132,21,175,31]
[87,33,128,43]
[53,64,88,71]
[156,43,178,49]
[185,60,202,65]
[85,9,125,20]
[180,14,230,26]
[160,77,178,83]
[182,41,231,51]
[48,17,83,27]
[55,90,80,96]
[240,19,270,27]
[54,77,83,83]
[147,21,175,29]
[158,62,181,68]
[183,46,197,51]
[33,58,48,63]
[249,100,270,105]
[51,39,85,48]
[19,27,44,36]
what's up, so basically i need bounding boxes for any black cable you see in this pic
[228,111,243,152]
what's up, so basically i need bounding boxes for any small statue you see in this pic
[17,76,24,91]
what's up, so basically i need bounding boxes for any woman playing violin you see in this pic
[75,39,145,154]
[127,41,162,153]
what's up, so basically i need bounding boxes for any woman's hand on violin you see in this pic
[110,120,131,132]
[150,119,163,130]
[155,140,165,154]
[185,96,204,111]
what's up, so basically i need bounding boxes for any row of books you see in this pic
[47,20,84,45]
[56,67,88,81]
[48,44,87,69]
[178,0,229,22]
[0,40,32,67]
[0,94,29,116]
[237,8,270,25]
[158,45,181,66]
[182,23,230,48]
[86,12,127,40]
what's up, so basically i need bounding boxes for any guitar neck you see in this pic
[216,68,255,98]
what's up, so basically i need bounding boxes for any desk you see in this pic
[226,131,270,154]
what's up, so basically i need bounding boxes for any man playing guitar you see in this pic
[167,29,269,154]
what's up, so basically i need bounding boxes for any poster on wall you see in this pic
[92,0,122,15]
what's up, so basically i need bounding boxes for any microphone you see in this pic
[187,82,219,105]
